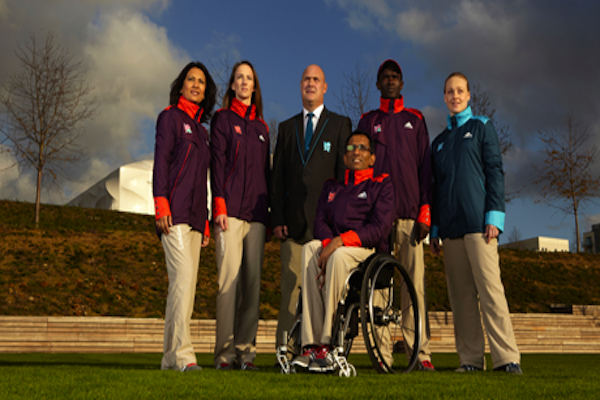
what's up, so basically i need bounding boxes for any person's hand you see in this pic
[273,225,289,240]
[485,224,499,244]
[415,222,430,242]
[430,237,441,255]
[215,214,228,231]
[156,215,172,235]
[201,233,210,247]
[316,237,343,289]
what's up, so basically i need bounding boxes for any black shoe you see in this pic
[216,362,233,370]
[455,364,482,372]
[239,362,259,371]
[494,363,523,375]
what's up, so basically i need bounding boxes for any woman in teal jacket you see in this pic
[430,72,522,374]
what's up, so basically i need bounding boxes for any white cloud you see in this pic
[329,0,600,201]
[0,0,188,204]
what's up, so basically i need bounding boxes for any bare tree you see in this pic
[533,112,600,252]
[333,62,375,129]
[470,83,520,202]
[0,33,96,225]
[268,117,278,156]
[470,83,512,156]
[209,53,234,109]
[507,226,523,249]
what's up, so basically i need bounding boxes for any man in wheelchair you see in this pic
[291,130,395,373]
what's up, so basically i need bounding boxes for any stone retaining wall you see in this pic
[1,308,598,354]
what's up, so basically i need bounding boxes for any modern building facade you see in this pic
[499,236,570,252]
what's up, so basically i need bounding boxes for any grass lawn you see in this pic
[1,353,599,399]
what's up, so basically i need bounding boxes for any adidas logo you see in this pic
[404,122,413,129]
[358,191,367,199]
[463,132,473,139]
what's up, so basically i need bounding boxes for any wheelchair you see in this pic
[277,252,421,376]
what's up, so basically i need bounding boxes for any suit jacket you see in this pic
[271,107,352,240]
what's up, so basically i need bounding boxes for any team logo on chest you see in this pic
[323,141,331,153]
[259,134,265,142]
[328,191,336,202]
[235,125,242,134]
[404,122,413,130]
[358,191,367,199]
[463,132,473,139]
[183,123,192,134]
[374,124,382,134]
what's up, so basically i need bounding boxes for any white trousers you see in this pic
[300,240,374,346]
[160,224,202,370]
[443,233,520,369]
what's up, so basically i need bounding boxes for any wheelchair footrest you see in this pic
[332,346,357,377]
[277,330,296,375]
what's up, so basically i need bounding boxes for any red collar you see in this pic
[231,97,256,120]
[177,96,203,122]
[344,168,374,185]
[379,97,405,114]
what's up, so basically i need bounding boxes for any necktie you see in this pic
[305,112,314,157]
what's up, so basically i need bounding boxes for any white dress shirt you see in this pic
[302,104,324,138]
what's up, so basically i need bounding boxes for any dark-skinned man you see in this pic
[357,59,434,371]
[291,130,395,373]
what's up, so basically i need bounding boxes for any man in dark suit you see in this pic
[271,64,352,351]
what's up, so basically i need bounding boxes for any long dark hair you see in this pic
[169,62,217,124]
[222,60,264,120]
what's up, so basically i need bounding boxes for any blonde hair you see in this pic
[444,72,470,93]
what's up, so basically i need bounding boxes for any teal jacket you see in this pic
[430,106,505,240]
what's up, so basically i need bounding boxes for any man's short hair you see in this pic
[377,59,403,82]
[346,130,376,153]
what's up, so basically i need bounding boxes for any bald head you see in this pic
[301,64,328,111]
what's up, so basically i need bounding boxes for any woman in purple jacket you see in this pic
[153,62,216,372]
[211,61,270,371]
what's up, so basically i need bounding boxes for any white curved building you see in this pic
[67,160,155,215]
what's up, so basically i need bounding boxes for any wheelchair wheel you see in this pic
[360,254,421,374]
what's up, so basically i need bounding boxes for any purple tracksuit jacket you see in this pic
[210,97,270,225]
[313,168,395,252]
[358,97,433,226]
[153,96,210,237]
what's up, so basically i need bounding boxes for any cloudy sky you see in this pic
[1,0,599,245]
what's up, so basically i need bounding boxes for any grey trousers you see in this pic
[213,217,266,366]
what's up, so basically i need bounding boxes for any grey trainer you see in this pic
[455,364,482,372]
[494,363,523,375]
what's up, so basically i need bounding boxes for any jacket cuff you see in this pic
[485,210,505,232]
[340,230,361,247]
[430,225,439,239]
[416,204,431,227]
[322,238,332,248]
[154,197,171,221]
[213,196,227,216]
[204,220,210,239]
